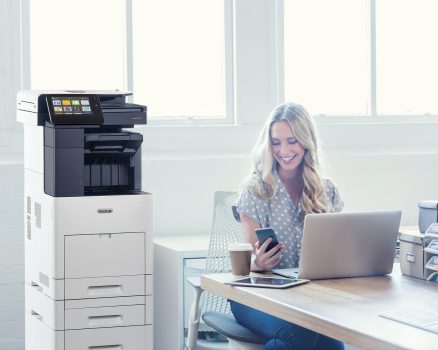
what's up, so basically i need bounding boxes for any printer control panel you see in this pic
[45,94,104,125]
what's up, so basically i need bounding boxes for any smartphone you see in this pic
[255,227,279,252]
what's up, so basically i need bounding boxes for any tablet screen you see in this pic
[46,94,104,124]
[226,276,309,289]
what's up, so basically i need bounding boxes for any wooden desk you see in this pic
[201,266,438,350]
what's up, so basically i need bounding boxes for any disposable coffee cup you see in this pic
[228,243,253,276]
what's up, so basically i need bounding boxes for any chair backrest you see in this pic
[200,191,245,316]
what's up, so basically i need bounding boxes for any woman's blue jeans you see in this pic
[230,300,344,350]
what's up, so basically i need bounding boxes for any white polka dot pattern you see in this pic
[237,171,344,269]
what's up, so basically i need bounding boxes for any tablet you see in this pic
[225,276,309,289]
[46,94,104,125]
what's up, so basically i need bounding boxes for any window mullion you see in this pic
[370,0,377,116]
[224,0,234,124]
[275,0,284,106]
[126,0,133,103]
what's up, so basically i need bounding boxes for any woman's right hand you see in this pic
[252,238,285,271]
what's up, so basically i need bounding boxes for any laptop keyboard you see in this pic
[380,306,438,334]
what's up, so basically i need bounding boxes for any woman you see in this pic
[232,102,344,350]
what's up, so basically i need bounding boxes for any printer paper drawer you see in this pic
[54,194,152,235]
[65,304,145,330]
[65,325,148,350]
[65,232,145,278]
[65,275,146,300]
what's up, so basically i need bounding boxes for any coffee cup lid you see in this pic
[228,243,252,251]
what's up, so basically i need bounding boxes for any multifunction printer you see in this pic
[18,91,153,350]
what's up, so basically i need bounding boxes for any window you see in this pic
[132,0,231,122]
[26,1,438,124]
[29,0,126,91]
[284,0,369,116]
[26,0,232,125]
[376,0,438,115]
[283,0,438,117]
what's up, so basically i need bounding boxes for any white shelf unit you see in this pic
[154,234,210,350]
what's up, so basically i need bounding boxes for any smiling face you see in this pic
[270,120,305,175]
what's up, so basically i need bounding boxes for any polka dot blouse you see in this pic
[237,171,344,269]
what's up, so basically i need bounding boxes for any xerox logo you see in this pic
[97,208,113,214]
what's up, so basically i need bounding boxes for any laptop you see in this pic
[273,210,401,280]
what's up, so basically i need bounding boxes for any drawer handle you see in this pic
[31,281,42,291]
[88,345,123,350]
[31,310,43,322]
[87,315,123,326]
[405,253,416,263]
[87,285,123,296]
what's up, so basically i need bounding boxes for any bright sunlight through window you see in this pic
[376,0,438,115]
[132,0,226,119]
[284,0,369,116]
[29,0,126,91]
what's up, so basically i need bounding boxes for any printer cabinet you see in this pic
[24,192,154,350]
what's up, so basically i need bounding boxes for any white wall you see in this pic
[140,121,438,236]
[3,122,438,240]
[320,122,438,224]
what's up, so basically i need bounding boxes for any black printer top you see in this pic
[37,92,147,127]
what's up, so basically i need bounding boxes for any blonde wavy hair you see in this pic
[248,102,329,219]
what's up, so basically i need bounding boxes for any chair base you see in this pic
[228,339,264,350]
[190,338,228,350]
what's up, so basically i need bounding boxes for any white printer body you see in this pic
[18,90,153,350]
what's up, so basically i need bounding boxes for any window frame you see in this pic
[279,0,438,121]
[127,0,235,126]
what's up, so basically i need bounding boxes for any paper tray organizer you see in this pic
[425,240,438,254]
[424,228,438,282]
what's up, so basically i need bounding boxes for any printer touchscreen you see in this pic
[46,95,104,124]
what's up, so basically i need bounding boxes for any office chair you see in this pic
[186,191,265,350]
